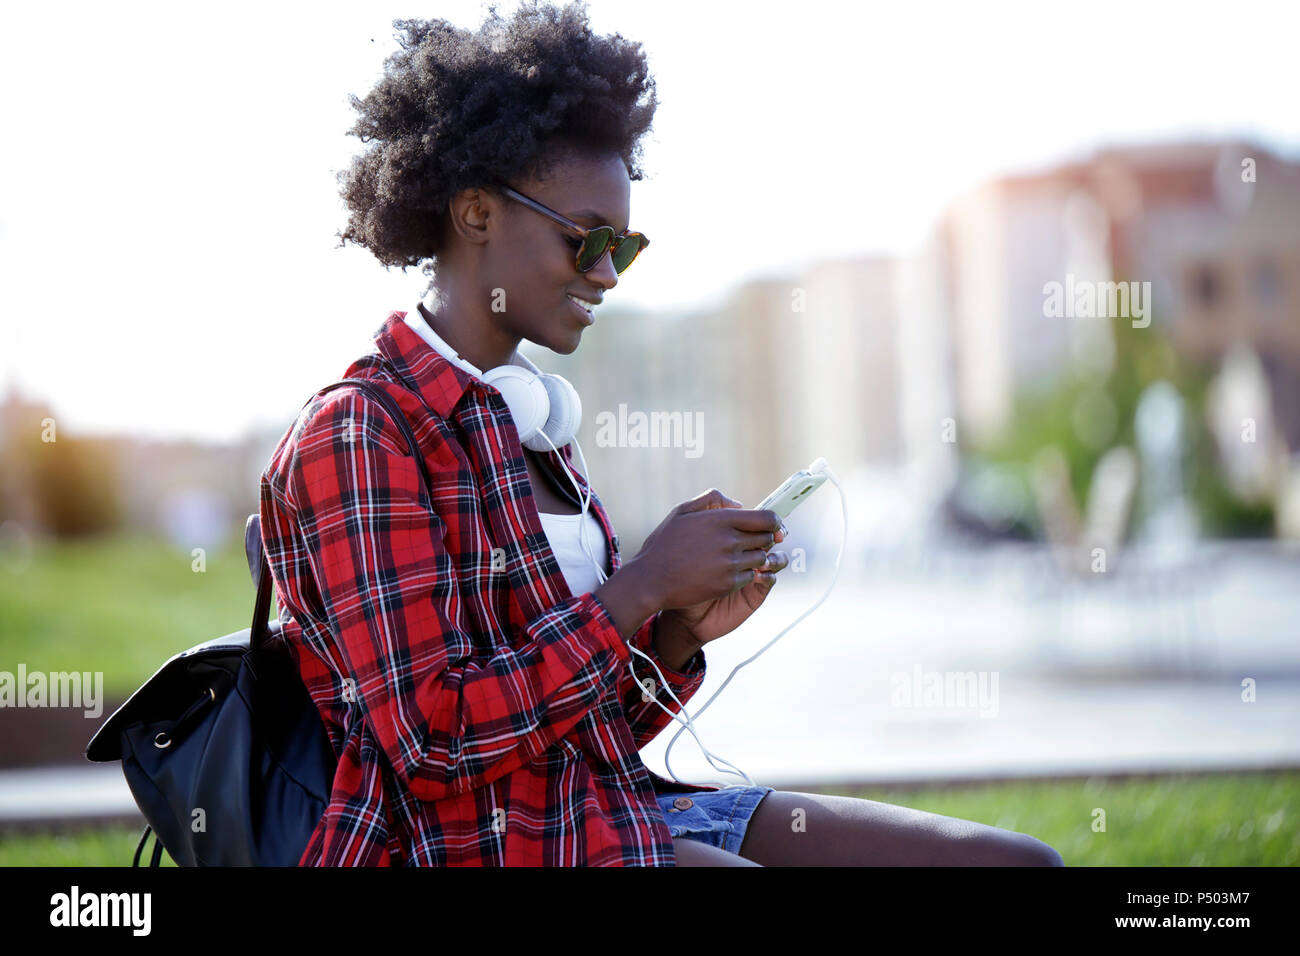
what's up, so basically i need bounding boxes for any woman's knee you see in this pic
[981,830,1065,867]
[1019,834,1065,867]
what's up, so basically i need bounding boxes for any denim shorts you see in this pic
[657,785,775,856]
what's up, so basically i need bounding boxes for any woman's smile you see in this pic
[566,293,596,325]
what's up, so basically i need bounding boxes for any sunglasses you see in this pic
[491,182,649,275]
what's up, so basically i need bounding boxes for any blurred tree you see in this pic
[24,435,125,537]
[966,295,1274,540]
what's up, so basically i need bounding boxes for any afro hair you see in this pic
[336,0,659,279]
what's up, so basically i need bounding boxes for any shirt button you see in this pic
[672,797,694,811]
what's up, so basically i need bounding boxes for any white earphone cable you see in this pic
[536,431,756,786]
[662,466,847,787]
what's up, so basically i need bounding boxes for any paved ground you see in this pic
[639,548,1300,787]
[0,764,141,826]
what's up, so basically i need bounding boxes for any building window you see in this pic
[1189,264,1220,310]
[1253,259,1280,309]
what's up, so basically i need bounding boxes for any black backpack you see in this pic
[85,377,434,865]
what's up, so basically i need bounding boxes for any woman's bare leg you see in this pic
[736,790,1064,866]
[672,837,763,866]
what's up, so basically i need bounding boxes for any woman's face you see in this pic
[478,149,632,355]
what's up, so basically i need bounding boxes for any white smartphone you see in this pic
[756,458,830,520]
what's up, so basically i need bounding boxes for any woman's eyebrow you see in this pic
[570,208,628,231]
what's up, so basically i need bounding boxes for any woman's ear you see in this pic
[446,188,493,246]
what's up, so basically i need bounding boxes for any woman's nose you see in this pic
[583,248,619,288]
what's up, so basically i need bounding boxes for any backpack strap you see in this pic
[250,378,434,651]
[132,825,165,867]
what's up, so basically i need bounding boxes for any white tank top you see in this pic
[538,509,610,597]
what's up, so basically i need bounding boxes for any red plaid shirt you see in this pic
[258,310,718,866]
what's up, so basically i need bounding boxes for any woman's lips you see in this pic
[567,296,595,325]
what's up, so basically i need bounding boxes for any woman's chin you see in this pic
[554,329,584,354]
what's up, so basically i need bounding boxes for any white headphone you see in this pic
[403,304,583,453]
[403,303,607,578]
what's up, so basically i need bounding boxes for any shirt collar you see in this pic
[371,304,544,420]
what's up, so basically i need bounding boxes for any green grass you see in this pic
[2,770,1295,865]
[0,824,177,867]
[0,529,268,700]
[824,770,1300,866]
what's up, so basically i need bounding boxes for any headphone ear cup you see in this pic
[533,373,582,451]
[482,365,550,448]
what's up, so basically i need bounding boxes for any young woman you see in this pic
[259,1,1063,867]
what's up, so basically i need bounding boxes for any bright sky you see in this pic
[3,0,1298,441]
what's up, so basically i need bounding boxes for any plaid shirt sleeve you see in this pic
[616,614,706,750]
[281,389,635,803]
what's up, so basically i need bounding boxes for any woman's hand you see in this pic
[628,489,788,651]
[658,545,789,649]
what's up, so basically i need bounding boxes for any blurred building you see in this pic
[0,378,278,547]
[540,257,910,546]
[0,384,47,530]
[929,140,1300,451]
[10,137,1295,551]
[103,430,281,547]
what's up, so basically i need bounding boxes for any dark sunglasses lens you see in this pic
[577,228,616,272]
[611,235,646,274]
